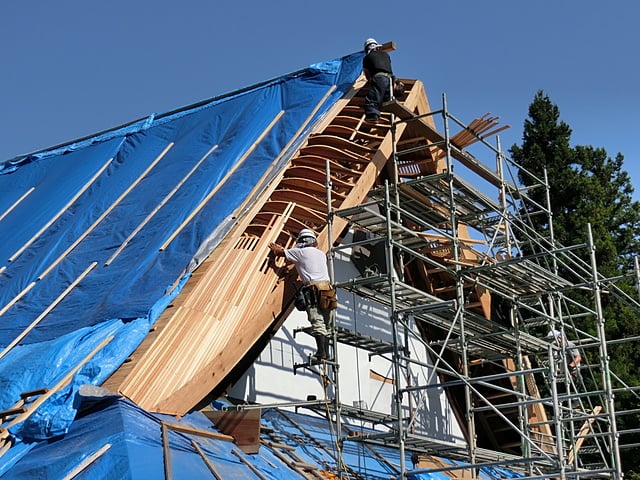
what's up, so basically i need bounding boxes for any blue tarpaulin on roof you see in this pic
[2,394,305,480]
[0,52,364,473]
[3,396,520,480]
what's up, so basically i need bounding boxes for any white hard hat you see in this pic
[363,38,381,53]
[547,329,562,339]
[297,228,316,241]
[296,228,317,247]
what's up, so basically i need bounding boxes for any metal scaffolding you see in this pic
[322,94,639,479]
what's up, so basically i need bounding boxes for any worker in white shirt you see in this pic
[269,229,337,361]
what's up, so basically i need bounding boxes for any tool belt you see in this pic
[300,282,337,311]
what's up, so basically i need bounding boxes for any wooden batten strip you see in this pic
[9,157,113,264]
[191,440,224,480]
[61,443,111,480]
[567,405,603,464]
[0,261,98,361]
[161,423,172,480]
[39,143,174,281]
[162,422,234,442]
[105,145,219,266]
[0,335,113,444]
[160,112,284,251]
[0,282,36,317]
[230,449,269,480]
[0,187,35,223]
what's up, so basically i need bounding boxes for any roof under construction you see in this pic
[0,44,635,479]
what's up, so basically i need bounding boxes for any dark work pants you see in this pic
[364,74,392,117]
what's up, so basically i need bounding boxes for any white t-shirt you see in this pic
[284,246,330,285]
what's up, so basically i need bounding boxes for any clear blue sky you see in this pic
[2,2,639,196]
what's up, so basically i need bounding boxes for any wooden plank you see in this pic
[0,407,26,421]
[203,409,261,454]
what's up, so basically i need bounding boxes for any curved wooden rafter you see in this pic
[278,177,348,203]
[291,155,364,179]
[284,166,354,189]
[108,75,404,415]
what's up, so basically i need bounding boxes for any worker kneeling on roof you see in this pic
[269,228,337,361]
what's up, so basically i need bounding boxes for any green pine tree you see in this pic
[510,90,640,475]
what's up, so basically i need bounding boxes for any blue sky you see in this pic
[2,1,639,197]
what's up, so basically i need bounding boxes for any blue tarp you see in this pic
[3,395,518,480]
[0,52,364,473]
[2,394,302,479]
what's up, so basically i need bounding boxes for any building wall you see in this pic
[228,236,466,446]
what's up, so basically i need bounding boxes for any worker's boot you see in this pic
[311,334,327,361]
[323,336,331,360]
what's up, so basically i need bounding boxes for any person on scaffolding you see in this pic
[362,37,396,124]
[547,329,582,408]
[269,228,337,362]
